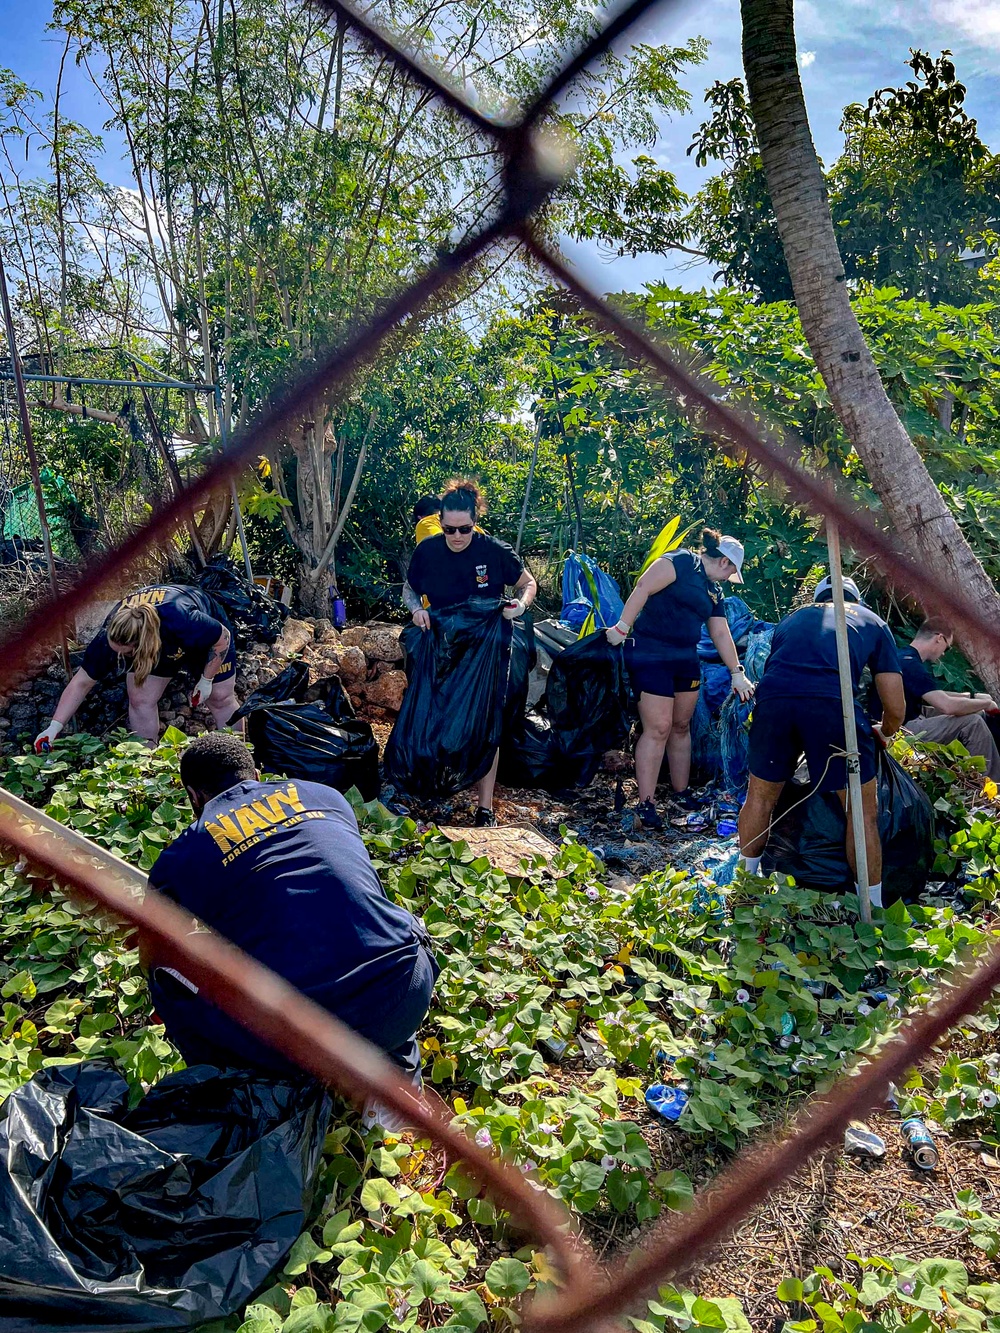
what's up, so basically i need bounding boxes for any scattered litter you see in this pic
[716,817,738,838]
[577,1028,614,1069]
[644,1084,689,1123]
[901,1116,939,1170]
[844,1122,886,1158]
[672,810,710,832]
[539,1035,569,1061]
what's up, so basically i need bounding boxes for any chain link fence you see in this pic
[2,0,1000,1326]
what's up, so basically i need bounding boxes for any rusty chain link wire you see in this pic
[2,0,1000,1327]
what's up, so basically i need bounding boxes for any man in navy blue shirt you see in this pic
[738,576,905,909]
[144,734,437,1121]
[895,617,1000,779]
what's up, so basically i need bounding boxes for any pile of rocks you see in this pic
[0,617,411,753]
[236,617,408,719]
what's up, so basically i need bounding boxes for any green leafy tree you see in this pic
[686,78,792,302]
[831,50,1000,303]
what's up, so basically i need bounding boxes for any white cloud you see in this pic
[799,50,817,67]
[930,0,1000,48]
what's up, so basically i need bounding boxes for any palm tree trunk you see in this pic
[741,0,1000,692]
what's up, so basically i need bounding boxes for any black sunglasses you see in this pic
[443,523,474,535]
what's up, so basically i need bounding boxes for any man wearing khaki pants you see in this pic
[897,618,1000,780]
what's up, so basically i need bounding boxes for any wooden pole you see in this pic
[0,253,72,679]
[826,520,872,922]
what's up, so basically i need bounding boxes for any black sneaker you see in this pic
[636,799,663,831]
[671,788,704,813]
[474,807,498,828]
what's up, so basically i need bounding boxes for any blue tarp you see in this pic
[560,551,624,631]
[691,620,775,791]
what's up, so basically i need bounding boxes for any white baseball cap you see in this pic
[813,574,863,604]
[717,535,745,583]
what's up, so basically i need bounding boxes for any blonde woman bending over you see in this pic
[35,585,240,749]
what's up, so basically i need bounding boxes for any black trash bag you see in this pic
[504,614,537,725]
[305,674,356,720]
[0,1061,330,1330]
[500,632,630,792]
[384,598,514,799]
[197,557,288,647]
[761,750,935,905]
[244,700,380,801]
[232,661,310,718]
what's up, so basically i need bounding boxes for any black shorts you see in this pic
[747,695,876,793]
[625,640,701,699]
[150,639,237,684]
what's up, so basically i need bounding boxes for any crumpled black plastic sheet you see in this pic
[0,1062,330,1330]
[500,631,629,793]
[385,598,522,799]
[762,749,936,904]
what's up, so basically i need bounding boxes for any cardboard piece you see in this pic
[437,824,557,877]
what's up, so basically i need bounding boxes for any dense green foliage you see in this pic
[1,732,1000,1330]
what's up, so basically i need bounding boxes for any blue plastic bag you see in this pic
[697,595,757,662]
[560,551,624,631]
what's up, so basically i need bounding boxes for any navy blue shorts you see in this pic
[151,942,438,1079]
[747,695,876,793]
[625,641,701,700]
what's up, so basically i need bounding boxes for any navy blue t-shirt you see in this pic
[407,531,523,610]
[898,645,939,722]
[148,779,423,1008]
[755,602,900,705]
[83,585,227,681]
[633,551,726,661]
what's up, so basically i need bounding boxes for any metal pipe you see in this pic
[0,372,214,391]
[124,351,201,391]
[0,255,72,680]
[826,520,872,922]
[216,384,254,583]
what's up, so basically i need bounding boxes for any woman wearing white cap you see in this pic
[606,528,754,830]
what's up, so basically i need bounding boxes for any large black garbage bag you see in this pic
[500,632,630,792]
[504,615,536,725]
[0,1062,330,1330]
[198,558,287,647]
[384,599,514,799]
[243,700,380,801]
[762,750,935,905]
[233,660,311,713]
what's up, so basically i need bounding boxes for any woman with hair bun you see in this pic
[403,479,537,826]
[34,585,240,749]
[606,528,754,830]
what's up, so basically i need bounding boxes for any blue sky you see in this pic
[5,0,1000,294]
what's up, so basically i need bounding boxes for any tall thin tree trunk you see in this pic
[741,0,1000,692]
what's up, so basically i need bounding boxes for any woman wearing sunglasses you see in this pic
[403,479,537,826]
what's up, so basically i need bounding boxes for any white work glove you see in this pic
[605,621,629,647]
[34,720,63,754]
[412,609,431,631]
[190,675,214,708]
[730,669,754,703]
[502,598,526,621]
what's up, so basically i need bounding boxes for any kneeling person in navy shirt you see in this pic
[144,734,438,1090]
